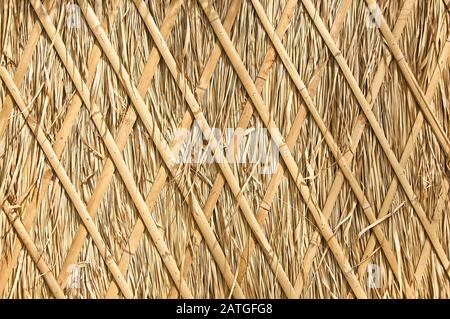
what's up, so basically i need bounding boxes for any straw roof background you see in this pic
[0,0,449,298]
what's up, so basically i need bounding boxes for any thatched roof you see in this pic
[0,0,449,298]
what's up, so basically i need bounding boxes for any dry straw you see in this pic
[0,0,449,298]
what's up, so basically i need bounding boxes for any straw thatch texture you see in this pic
[0,0,449,299]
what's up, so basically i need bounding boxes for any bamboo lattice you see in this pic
[0,0,449,298]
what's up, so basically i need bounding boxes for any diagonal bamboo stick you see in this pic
[0,195,65,298]
[79,0,292,297]
[58,0,185,292]
[0,66,135,298]
[300,0,450,280]
[196,0,366,298]
[250,0,414,298]
[235,0,352,288]
[29,0,195,299]
[365,0,450,159]
[294,0,417,294]
[358,35,450,280]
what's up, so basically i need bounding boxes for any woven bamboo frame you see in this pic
[0,0,449,298]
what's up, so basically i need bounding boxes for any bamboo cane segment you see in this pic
[364,0,450,159]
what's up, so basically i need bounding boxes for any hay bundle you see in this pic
[0,0,449,298]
